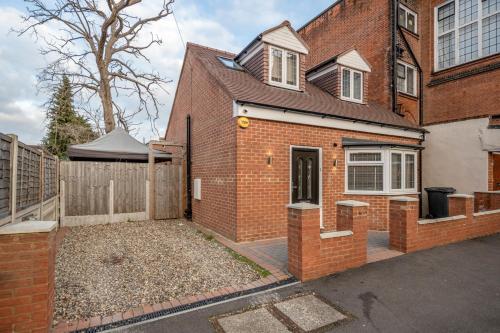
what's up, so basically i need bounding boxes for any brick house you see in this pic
[166,0,500,241]
[165,20,426,242]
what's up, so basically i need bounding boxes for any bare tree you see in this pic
[17,0,174,134]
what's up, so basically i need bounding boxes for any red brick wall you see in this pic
[0,229,56,332]
[165,46,238,240]
[420,0,500,125]
[288,204,368,281]
[474,192,500,212]
[236,118,421,241]
[389,196,500,253]
[299,0,392,108]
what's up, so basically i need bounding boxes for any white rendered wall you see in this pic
[422,117,490,214]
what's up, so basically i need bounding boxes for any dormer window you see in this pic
[341,68,363,103]
[269,46,299,89]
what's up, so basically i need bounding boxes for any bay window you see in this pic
[269,46,299,89]
[341,68,363,103]
[345,149,418,194]
[435,0,500,70]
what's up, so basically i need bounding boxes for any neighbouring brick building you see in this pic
[165,0,499,241]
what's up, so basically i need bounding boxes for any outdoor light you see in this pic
[267,154,273,166]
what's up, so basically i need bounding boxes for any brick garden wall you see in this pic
[287,202,368,281]
[236,117,421,241]
[165,45,238,241]
[389,195,500,253]
[474,192,500,213]
[0,226,57,332]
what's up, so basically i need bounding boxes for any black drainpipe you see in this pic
[391,0,399,115]
[184,115,192,220]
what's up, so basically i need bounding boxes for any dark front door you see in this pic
[291,148,319,204]
[494,154,500,191]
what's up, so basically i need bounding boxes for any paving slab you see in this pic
[217,308,290,333]
[274,295,346,331]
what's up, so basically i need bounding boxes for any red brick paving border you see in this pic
[53,222,292,332]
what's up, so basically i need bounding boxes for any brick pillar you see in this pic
[287,203,320,281]
[0,221,57,333]
[448,194,474,216]
[389,197,419,253]
[336,200,369,265]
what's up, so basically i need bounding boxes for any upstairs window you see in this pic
[269,47,299,89]
[341,68,363,103]
[399,4,418,33]
[435,0,500,70]
[397,62,417,96]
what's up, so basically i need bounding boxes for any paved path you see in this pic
[115,234,500,333]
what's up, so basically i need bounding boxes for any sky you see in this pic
[0,0,333,144]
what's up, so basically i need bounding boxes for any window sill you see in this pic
[340,97,364,104]
[343,191,419,196]
[267,81,301,92]
[398,91,418,100]
[399,26,419,39]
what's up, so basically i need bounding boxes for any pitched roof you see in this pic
[187,43,423,132]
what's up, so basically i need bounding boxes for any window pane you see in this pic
[407,12,416,32]
[397,64,406,92]
[459,22,479,63]
[405,154,415,189]
[353,72,362,100]
[271,49,282,82]
[459,0,478,26]
[342,69,351,98]
[350,152,382,162]
[348,166,383,191]
[297,158,303,200]
[399,7,406,27]
[307,158,312,200]
[407,67,415,95]
[483,0,500,15]
[483,13,500,56]
[391,153,402,189]
[286,52,298,86]
[438,2,455,33]
[438,31,456,69]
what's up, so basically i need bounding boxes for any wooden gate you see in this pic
[154,164,182,219]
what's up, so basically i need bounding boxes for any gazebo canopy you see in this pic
[67,127,171,162]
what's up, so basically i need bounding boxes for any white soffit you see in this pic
[262,26,309,54]
[233,102,423,140]
[337,50,371,72]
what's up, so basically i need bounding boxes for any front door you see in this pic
[494,154,500,191]
[291,148,319,204]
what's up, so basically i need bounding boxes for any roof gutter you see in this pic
[235,100,427,134]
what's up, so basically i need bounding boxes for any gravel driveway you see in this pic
[55,220,261,321]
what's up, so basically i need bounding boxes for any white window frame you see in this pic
[340,67,364,104]
[269,46,300,90]
[434,0,500,70]
[399,4,418,34]
[397,61,418,96]
[344,148,418,195]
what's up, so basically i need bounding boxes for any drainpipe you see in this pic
[391,0,399,115]
[185,115,192,220]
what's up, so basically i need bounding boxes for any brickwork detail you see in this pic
[474,192,500,212]
[287,203,368,281]
[389,196,500,253]
[0,229,56,332]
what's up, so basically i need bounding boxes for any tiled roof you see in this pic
[187,43,423,132]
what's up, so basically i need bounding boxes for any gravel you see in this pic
[55,220,261,321]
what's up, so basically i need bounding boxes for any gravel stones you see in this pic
[55,220,260,321]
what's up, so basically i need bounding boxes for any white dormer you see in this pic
[236,21,309,92]
[306,49,371,104]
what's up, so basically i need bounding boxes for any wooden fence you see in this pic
[60,161,181,226]
[0,133,59,226]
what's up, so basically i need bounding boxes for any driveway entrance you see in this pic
[367,231,403,263]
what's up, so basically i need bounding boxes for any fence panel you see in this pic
[16,142,41,212]
[0,134,11,219]
[155,163,181,220]
[43,155,57,201]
